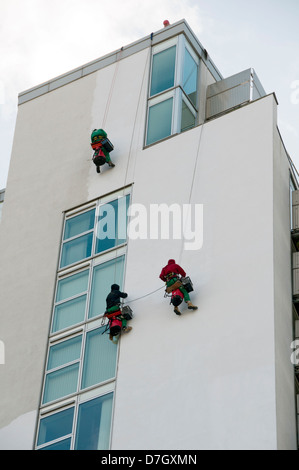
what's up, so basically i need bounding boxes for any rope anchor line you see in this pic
[123,285,165,305]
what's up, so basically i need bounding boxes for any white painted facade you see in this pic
[0,20,297,450]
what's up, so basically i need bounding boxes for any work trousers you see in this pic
[166,277,190,302]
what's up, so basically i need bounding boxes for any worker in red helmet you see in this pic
[159,259,197,315]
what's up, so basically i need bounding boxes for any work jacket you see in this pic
[159,259,186,282]
[106,287,128,310]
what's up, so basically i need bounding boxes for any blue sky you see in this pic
[1,0,299,189]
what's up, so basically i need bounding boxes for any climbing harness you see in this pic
[164,275,194,307]
[101,304,134,339]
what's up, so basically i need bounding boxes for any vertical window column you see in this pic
[36,188,131,450]
[146,35,199,146]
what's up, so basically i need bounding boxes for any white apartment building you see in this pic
[0,19,298,450]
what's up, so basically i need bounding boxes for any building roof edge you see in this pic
[18,19,223,105]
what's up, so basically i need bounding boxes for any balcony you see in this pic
[206,68,266,120]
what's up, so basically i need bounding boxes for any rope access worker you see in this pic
[159,259,198,315]
[105,284,132,341]
[91,128,115,173]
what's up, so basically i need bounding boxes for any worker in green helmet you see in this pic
[90,129,115,173]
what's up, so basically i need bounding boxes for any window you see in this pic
[96,196,129,254]
[75,393,113,450]
[150,45,176,96]
[181,96,196,132]
[52,269,89,333]
[42,324,118,405]
[43,335,82,404]
[60,209,95,268]
[37,407,74,449]
[147,95,173,145]
[81,328,118,389]
[146,36,199,145]
[60,193,130,269]
[36,188,131,450]
[88,255,125,319]
[52,252,125,334]
[182,47,198,107]
[37,392,114,450]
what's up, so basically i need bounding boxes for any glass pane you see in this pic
[96,199,117,253]
[52,294,86,332]
[43,363,79,404]
[150,46,176,96]
[40,438,71,450]
[181,100,195,132]
[183,48,198,107]
[75,393,113,450]
[88,256,125,319]
[117,194,130,245]
[37,407,74,446]
[47,336,82,370]
[81,327,118,389]
[95,196,129,254]
[56,270,89,302]
[60,233,93,268]
[63,209,95,240]
[146,98,173,145]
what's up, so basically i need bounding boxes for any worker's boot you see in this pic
[123,326,132,333]
[108,161,115,168]
[96,166,101,173]
[187,301,198,310]
[174,307,181,315]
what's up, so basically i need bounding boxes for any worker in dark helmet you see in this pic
[90,128,115,173]
[159,259,197,315]
[105,284,132,340]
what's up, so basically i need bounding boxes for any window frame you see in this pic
[59,190,130,270]
[51,247,127,335]
[145,35,200,146]
[36,387,115,450]
[42,333,83,405]
[42,318,120,406]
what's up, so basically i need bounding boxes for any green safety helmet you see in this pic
[91,128,107,142]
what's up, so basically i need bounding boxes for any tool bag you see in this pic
[101,138,114,153]
[181,276,194,293]
[171,288,184,307]
[109,318,122,337]
[121,305,133,320]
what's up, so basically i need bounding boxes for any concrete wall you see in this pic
[112,95,296,450]
[0,70,97,448]
[0,46,150,449]
[0,35,296,450]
